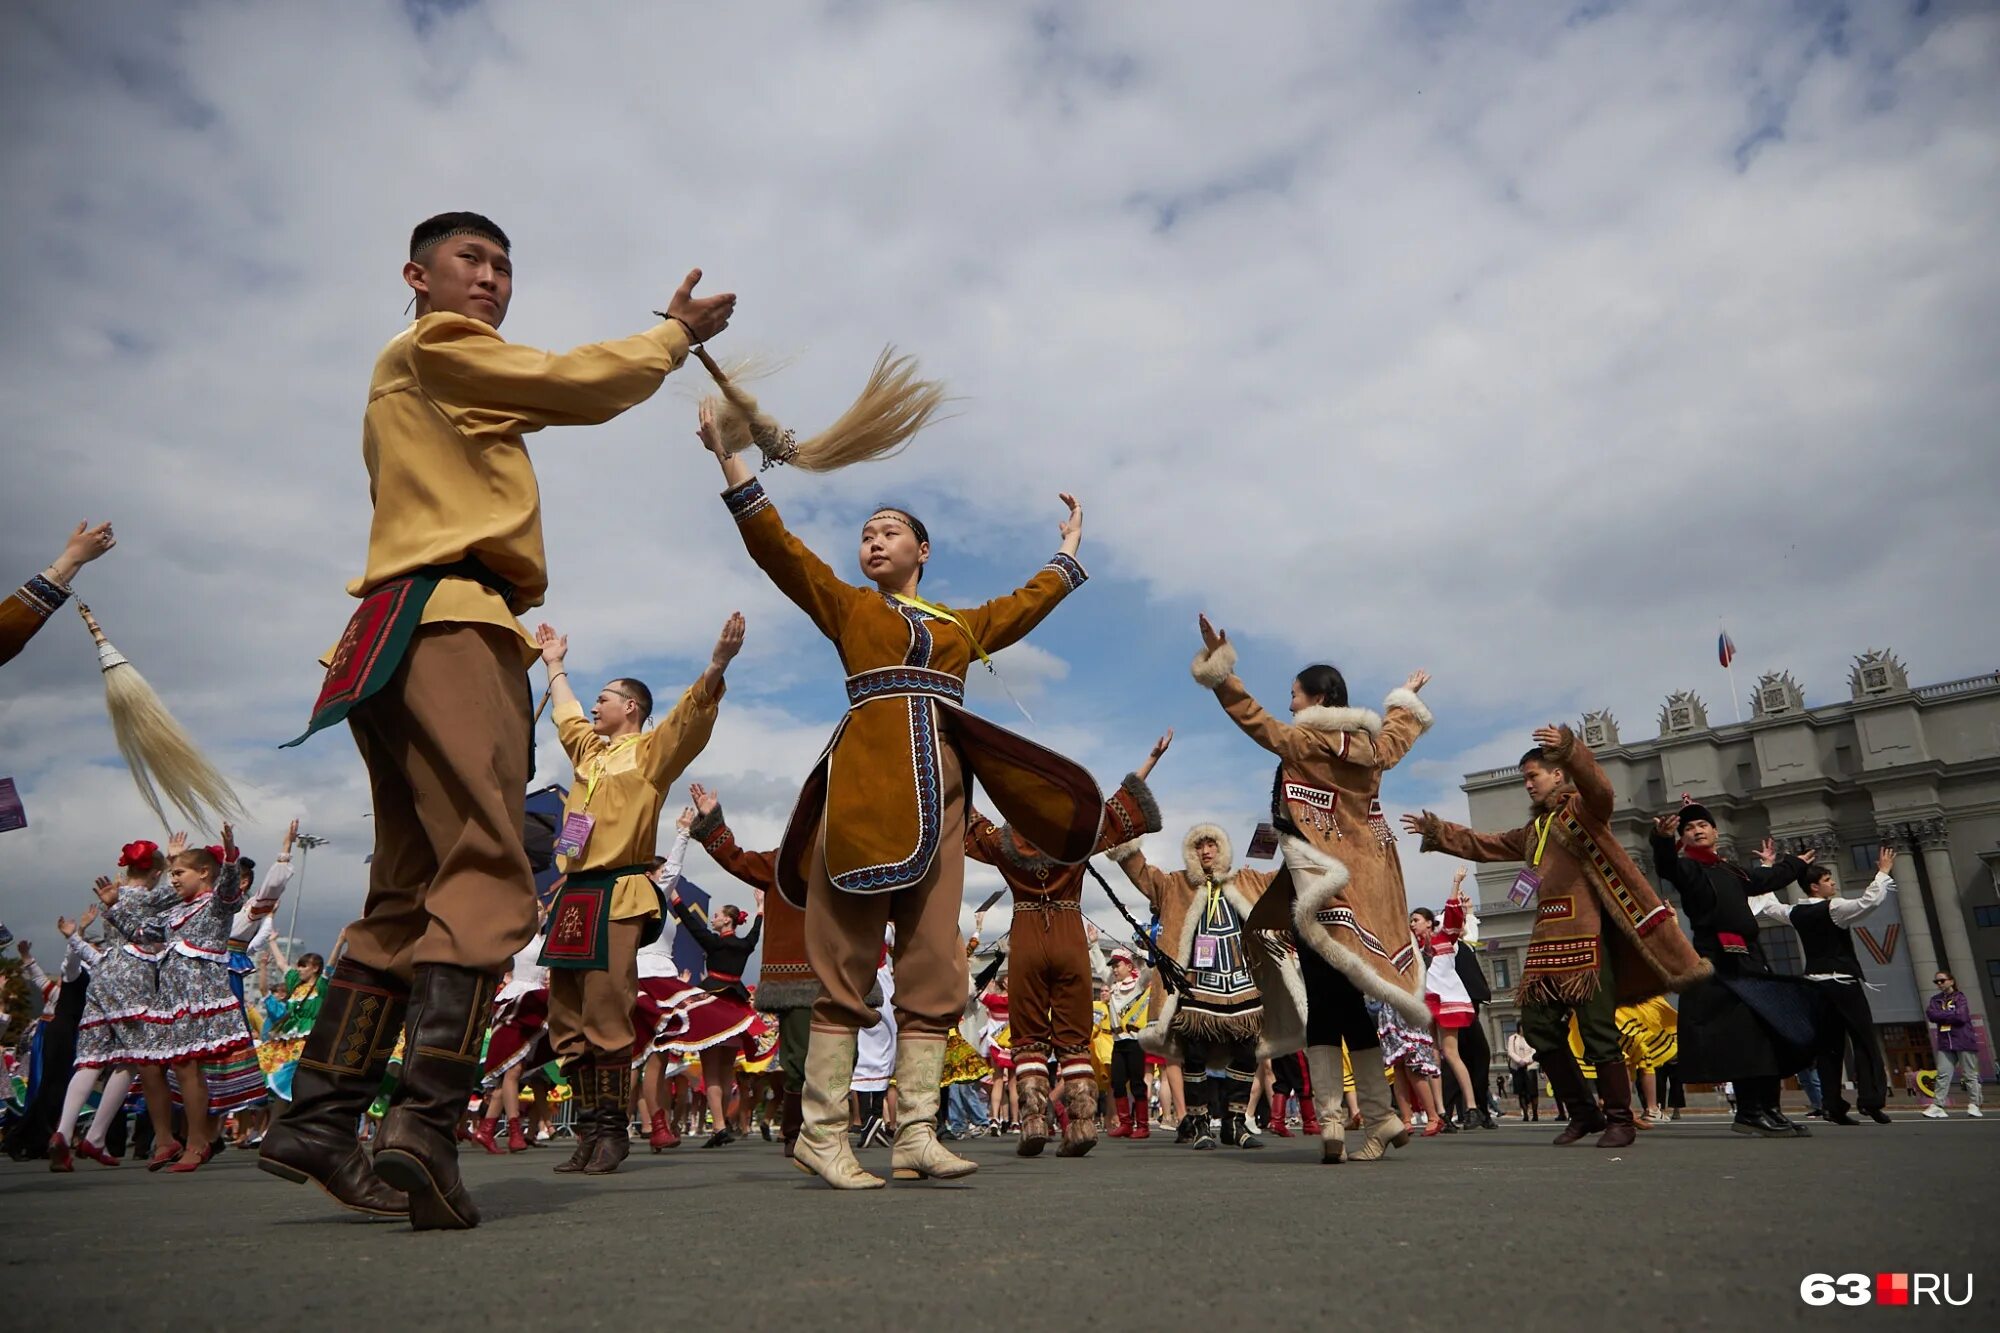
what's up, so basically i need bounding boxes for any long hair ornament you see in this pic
[77,602,245,831]
[682,341,948,473]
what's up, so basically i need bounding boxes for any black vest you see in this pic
[1790,899,1863,977]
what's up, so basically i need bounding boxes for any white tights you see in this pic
[56,1067,135,1144]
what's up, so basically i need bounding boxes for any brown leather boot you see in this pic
[373,964,496,1230]
[554,1057,598,1173]
[1055,1077,1100,1158]
[1016,1071,1054,1157]
[584,1058,631,1175]
[1541,1047,1607,1145]
[1594,1061,1637,1148]
[258,961,410,1219]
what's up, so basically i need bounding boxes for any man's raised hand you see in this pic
[665,269,736,344]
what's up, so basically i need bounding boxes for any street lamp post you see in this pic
[288,833,328,953]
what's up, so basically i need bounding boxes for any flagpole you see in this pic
[1719,623,1743,724]
[1727,660,1743,724]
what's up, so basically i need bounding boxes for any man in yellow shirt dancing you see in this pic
[264,211,735,1230]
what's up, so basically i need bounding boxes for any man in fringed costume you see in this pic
[965,747,1163,1158]
[263,211,735,1229]
[1405,725,1708,1150]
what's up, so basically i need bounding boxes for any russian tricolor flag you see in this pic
[1717,631,1737,669]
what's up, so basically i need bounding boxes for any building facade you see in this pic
[1462,653,1999,1087]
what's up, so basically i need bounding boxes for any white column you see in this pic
[1883,831,1941,1011]
[1919,819,1992,1037]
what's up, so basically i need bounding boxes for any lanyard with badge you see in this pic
[554,734,639,859]
[889,593,1035,725]
[1192,881,1226,971]
[1507,814,1554,908]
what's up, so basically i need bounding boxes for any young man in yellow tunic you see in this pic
[532,614,742,1175]
[263,211,736,1231]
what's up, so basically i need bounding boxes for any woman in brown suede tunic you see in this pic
[700,401,1099,1190]
[1189,614,1433,1163]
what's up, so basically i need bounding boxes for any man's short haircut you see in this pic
[1519,748,1555,770]
[609,677,654,722]
[410,211,510,261]
[1804,864,1837,889]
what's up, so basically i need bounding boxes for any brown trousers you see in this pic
[340,623,537,981]
[806,747,969,1036]
[1006,904,1094,1063]
[547,917,642,1063]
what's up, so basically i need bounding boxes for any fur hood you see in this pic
[1181,822,1233,881]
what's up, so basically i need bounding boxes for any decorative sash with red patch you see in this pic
[282,560,512,748]
[538,863,655,970]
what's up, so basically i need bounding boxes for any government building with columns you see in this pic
[1460,652,1999,1085]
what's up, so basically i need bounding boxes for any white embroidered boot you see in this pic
[793,1029,885,1190]
[891,1035,978,1181]
[1348,1052,1409,1162]
[1304,1045,1347,1164]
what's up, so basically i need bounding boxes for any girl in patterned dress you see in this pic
[59,842,177,1167]
[96,827,255,1171]
[1369,995,1446,1137]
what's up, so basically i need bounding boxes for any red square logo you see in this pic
[1876,1273,1908,1306]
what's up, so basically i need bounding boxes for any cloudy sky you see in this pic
[3,1,1996,972]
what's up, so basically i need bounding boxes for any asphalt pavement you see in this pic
[5,1110,1994,1330]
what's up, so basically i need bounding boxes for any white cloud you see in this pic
[4,1,1997,953]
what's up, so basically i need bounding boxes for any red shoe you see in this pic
[1131,1101,1151,1140]
[1421,1116,1443,1138]
[1108,1097,1133,1138]
[47,1134,75,1173]
[167,1141,218,1174]
[147,1139,185,1172]
[75,1137,121,1168]
[507,1116,531,1153]
[470,1117,506,1156]
[649,1109,680,1152]
[1299,1095,1322,1136]
[1268,1093,1294,1138]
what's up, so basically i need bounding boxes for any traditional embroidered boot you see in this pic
[794,1029,884,1189]
[1015,1068,1054,1158]
[257,960,409,1218]
[1594,1061,1637,1148]
[1304,1045,1347,1164]
[584,1058,631,1174]
[373,964,496,1230]
[1541,1047,1606,1145]
[1055,1076,1100,1158]
[554,1057,599,1173]
[892,1035,978,1180]
[1109,1096,1133,1138]
[1348,1055,1409,1161]
[1268,1092,1294,1137]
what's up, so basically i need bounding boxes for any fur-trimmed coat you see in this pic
[1416,727,1710,1007]
[1195,641,1433,1027]
[1109,825,1285,1058]
[723,475,1104,906]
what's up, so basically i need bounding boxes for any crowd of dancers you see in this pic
[3,209,1985,1230]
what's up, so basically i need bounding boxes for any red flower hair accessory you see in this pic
[118,839,161,873]
[205,845,229,865]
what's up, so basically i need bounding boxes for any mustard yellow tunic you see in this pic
[553,684,720,921]
[352,312,690,657]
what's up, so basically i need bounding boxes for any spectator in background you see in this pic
[1924,971,1983,1119]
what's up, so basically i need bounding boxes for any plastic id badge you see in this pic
[1507,868,1540,908]
[1245,822,1280,860]
[1193,935,1219,970]
[554,812,596,861]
